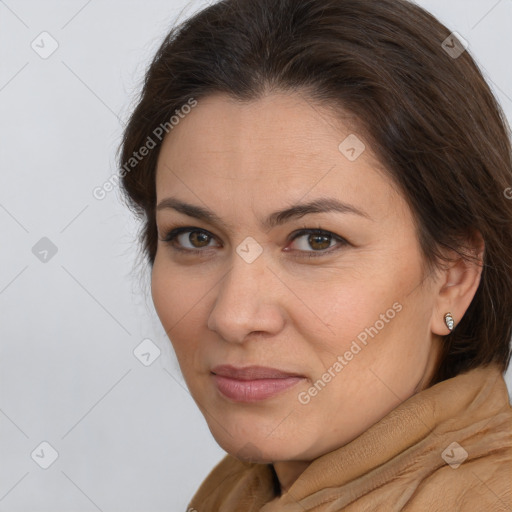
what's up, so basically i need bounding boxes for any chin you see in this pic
[218,435,305,464]
[233,441,272,464]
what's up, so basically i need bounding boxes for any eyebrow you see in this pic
[155,196,371,230]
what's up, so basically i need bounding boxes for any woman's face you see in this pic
[152,92,443,463]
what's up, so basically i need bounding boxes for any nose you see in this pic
[207,249,286,344]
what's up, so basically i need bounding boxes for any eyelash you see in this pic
[159,226,349,258]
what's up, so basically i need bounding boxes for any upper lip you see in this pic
[211,364,304,380]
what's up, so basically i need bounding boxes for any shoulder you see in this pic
[411,405,512,511]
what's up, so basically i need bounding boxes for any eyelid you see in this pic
[160,225,349,256]
[160,226,221,252]
[285,228,348,258]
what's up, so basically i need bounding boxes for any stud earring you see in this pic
[444,312,455,332]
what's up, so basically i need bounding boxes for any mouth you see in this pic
[211,364,304,380]
[210,364,306,402]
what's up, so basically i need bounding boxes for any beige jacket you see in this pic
[188,364,512,511]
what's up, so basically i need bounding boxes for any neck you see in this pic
[271,459,310,495]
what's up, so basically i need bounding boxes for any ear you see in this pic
[430,231,485,336]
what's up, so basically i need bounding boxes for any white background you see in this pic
[1,1,511,510]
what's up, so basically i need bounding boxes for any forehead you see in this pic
[155,92,405,223]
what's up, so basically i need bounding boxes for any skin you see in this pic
[151,91,484,495]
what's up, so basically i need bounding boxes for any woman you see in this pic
[117,0,512,510]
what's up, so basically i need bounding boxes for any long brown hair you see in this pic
[117,0,512,385]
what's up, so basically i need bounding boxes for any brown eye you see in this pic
[307,233,332,250]
[290,230,336,252]
[287,228,348,258]
[188,231,211,248]
[161,227,220,252]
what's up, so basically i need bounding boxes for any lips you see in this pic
[211,364,304,380]
[210,364,306,402]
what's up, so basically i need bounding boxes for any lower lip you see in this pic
[211,374,305,402]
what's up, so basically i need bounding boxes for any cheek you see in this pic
[151,259,178,326]
[151,254,207,325]
[150,258,203,368]
[295,253,422,370]
[290,265,394,338]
